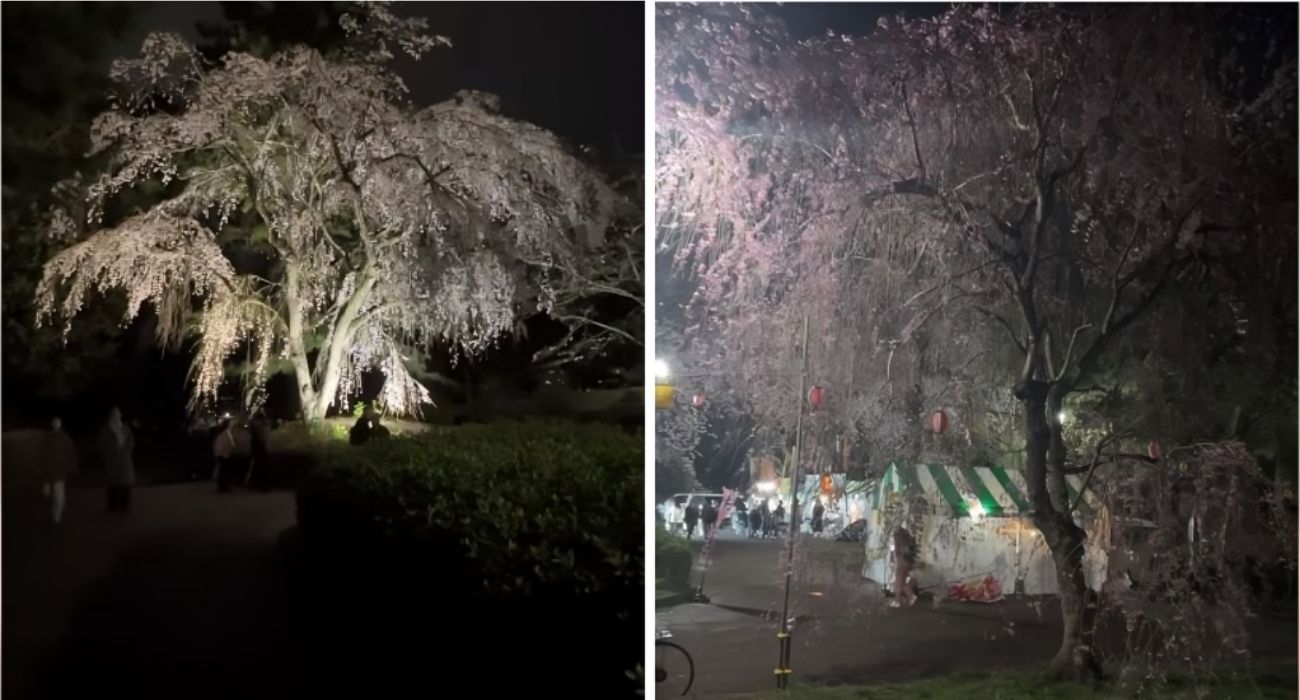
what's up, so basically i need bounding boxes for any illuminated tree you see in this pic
[37,2,620,419]
[658,4,1294,679]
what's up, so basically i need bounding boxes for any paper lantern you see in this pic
[692,394,706,408]
[1147,440,1162,461]
[931,410,949,434]
[820,473,833,495]
[808,385,825,410]
[655,384,675,409]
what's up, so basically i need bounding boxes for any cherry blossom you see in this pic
[38,2,622,418]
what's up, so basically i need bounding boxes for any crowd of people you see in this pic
[30,401,405,524]
[661,492,839,541]
[31,406,284,524]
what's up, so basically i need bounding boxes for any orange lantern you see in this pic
[1147,440,1162,461]
[808,385,825,410]
[932,410,949,434]
[820,472,834,496]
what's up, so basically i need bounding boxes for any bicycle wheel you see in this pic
[655,640,695,696]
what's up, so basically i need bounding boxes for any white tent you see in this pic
[860,462,1109,597]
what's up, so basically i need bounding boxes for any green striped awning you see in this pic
[871,463,1099,518]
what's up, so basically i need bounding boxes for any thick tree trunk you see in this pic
[286,266,321,420]
[1019,379,1102,682]
[282,265,376,422]
[308,274,375,419]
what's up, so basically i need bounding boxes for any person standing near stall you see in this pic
[891,524,918,607]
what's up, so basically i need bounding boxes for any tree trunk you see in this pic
[286,266,321,420]
[308,275,375,419]
[1019,379,1102,682]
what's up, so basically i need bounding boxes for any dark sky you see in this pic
[112,2,644,154]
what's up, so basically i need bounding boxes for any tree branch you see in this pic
[972,305,1026,354]
[899,78,927,182]
[553,315,642,346]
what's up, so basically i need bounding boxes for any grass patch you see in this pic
[268,417,429,454]
[767,671,1296,700]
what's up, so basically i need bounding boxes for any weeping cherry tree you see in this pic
[658,4,1294,680]
[36,3,620,419]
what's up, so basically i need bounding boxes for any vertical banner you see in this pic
[696,487,738,572]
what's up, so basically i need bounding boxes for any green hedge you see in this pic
[295,420,643,694]
[656,527,694,594]
[298,420,642,597]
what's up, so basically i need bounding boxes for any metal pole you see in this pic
[776,315,809,689]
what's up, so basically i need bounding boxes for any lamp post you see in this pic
[656,343,823,689]
[775,315,810,689]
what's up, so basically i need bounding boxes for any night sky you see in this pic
[111,2,644,154]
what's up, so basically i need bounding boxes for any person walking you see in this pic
[702,499,718,539]
[43,417,78,524]
[774,500,786,533]
[734,498,749,537]
[812,500,826,537]
[98,407,135,513]
[891,524,918,607]
[683,500,700,541]
[212,419,236,493]
[246,411,271,491]
[760,501,773,538]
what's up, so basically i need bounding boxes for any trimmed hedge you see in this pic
[656,528,694,594]
[295,420,643,694]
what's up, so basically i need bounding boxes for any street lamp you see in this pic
[775,315,812,689]
[654,358,671,380]
[655,358,675,409]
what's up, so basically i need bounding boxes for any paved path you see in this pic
[3,478,299,699]
[655,534,1297,697]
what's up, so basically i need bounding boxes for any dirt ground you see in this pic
[655,534,1298,698]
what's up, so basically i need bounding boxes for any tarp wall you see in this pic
[861,463,1108,596]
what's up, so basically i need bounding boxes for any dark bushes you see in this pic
[295,421,642,695]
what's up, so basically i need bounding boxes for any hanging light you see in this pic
[1147,440,1162,461]
[808,385,825,410]
[654,357,674,410]
[931,409,949,434]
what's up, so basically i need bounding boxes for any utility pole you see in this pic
[775,314,808,689]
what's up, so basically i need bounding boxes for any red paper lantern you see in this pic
[931,410,949,434]
[808,385,825,410]
[820,472,834,495]
[1147,440,1162,461]
[692,394,706,408]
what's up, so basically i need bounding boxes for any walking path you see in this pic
[3,479,299,699]
[656,534,1298,697]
